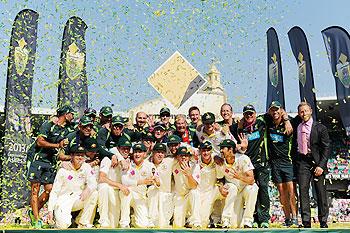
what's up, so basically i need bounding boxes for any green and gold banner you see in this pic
[322,26,350,135]
[58,16,88,115]
[0,9,39,216]
[288,26,317,119]
[266,27,285,111]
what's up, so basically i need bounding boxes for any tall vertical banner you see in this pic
[288,26,317,119]
[322,26,350,135]
[58,16,88,115]
[0,9,38,216]
[266,27,285,111]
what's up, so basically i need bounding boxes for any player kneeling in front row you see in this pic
[217,139,258,228]
[148,143,175,228]
[98,137,132,228]
[198,141,228,228]
[120,143,160,228]
[47,149,98,229]
[47,115,101,229]
[172,146,201,228]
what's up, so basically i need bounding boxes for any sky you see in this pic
[0,0,348,113]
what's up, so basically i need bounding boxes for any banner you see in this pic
[266,27,285,111]
[288,26,317,119]
[322,26,350,135]
[58,16,88,115]
[0,9,38,216]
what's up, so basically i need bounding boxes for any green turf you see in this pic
[1,223,350,233]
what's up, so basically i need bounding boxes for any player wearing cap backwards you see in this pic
[47,116,99,229]
[267,101,297,227]
[216,139,258,228]
[98,137,132,228]
[196,112,247,156]
[119,143,160,228]
[27,105,76,228]
[198,141,228,228]
[148,143,175,227]
[172,146,201,228]
[236,104,292,228]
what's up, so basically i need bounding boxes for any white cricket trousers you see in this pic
[232,183,259,228]
[200,186,223,228]
[98,183,121,228]
[147,187,174,227]
[119,190,150,228]
[54,190,98,229]
[173,189,201,227]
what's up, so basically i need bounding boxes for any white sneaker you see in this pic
[120,224,130,228]
[100,222,110,228]
[243,219,253,228]
[222,218,231,228]
[78,223,94,228]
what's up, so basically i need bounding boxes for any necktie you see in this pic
[301,123,308,154]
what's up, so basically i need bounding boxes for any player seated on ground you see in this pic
[172,146,201,228]
[216,139,258,228]
[47,148,98,229]
[98,137,132,228]
[119,143,159,228]
[198,141,228,228]
[148,143,175,228]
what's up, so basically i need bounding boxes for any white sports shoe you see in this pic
[222,218,231,228]
[78,223,94,228]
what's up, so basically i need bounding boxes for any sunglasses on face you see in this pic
[160,114,170,117]
[82,124,93,129]
[244,112,254,116]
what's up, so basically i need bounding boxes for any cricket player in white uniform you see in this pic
[119,143,160,228]
[198,141,228,228]
[166,135,181,157]
[216,139,258,228]
[148,143,175,227]
[98,137,132,228]
[172,146,201,228]
[47,152,98,229]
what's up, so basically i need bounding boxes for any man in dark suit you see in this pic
[295,102,330,228]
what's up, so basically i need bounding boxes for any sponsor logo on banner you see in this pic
[66,42,85,80]
[268,53,279,88]
[14,38,29,75]
[298,52,306,87]
[336,53,350,88]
